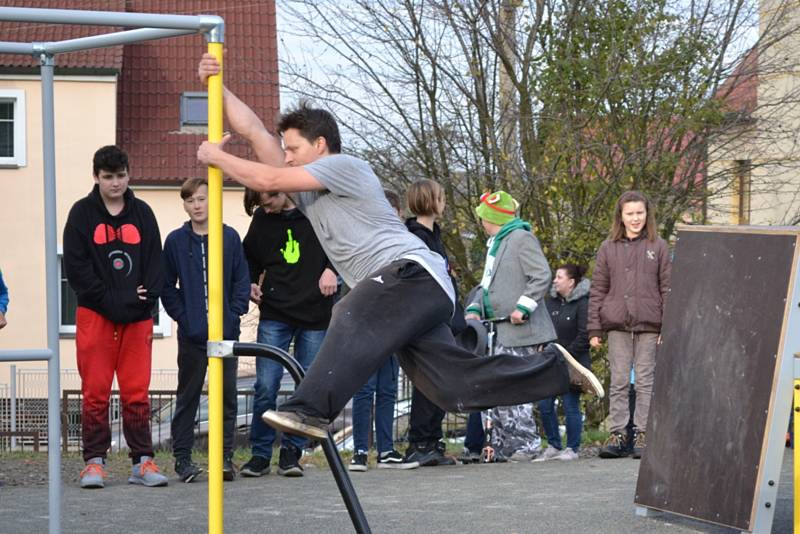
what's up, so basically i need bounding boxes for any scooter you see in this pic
[480,316,511,463]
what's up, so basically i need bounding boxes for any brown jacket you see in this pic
[587,235,671,338]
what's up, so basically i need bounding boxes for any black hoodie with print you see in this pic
[63,184,163,324]
[243,206,333,330]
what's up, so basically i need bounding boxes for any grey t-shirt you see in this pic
[293,154,455,305]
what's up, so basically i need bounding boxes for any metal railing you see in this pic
[40,369,468,454]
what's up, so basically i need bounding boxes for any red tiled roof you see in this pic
[0,1,125,70]
[714,48,758,115]
[117,0,280,185]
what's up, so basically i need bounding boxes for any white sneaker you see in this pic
[557,447,579,461]
[532,445,562,462]
[509,450,535,462]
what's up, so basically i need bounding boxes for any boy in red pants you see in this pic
[63,145,167,489]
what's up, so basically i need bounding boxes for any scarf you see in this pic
[480,218,531,319]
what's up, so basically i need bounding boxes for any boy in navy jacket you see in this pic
[162,177,250,482]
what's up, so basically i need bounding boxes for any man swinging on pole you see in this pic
[196,53,603,442]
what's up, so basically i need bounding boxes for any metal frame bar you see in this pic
[0,7,221,31]
[748,237,800,533]
[0,7,224,534]
[232,342,373,534]
[0,28,197,56]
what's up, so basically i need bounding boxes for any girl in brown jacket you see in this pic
[588,191,671,459]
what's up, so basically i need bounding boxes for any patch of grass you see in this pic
[582,428,609,446]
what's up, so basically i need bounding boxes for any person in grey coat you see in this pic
[465,190,556,461]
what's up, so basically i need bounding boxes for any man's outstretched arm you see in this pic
[198,136,324,193]
[199,53,284,167]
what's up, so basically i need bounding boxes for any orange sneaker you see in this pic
[129,456,168,487]
[80,458,106,489]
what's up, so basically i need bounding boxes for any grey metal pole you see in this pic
[10,364,16,450]
[0,7,221,32]
[39,51,62,534]
[0,42,34,55]
[0,349,54,362]
[44,27,198,54]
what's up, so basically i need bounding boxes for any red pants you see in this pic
[76,306,154,462]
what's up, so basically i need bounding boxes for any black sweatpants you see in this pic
[171,338,238,458]
[408,297,466,444]
[281,260,569,420]
[408,388,445,443]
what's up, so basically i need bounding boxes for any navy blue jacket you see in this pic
[162,222,250,344]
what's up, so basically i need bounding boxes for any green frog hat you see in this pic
[475,190,519,226]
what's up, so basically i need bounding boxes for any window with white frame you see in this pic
[0,89,27,167]
[58,251,171,337]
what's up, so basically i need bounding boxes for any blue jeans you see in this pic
[464,412,485,453]
[351,356,399,454]
[537,390,582,451]
[250,319,326,458]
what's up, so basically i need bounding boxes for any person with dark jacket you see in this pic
[588,190,671,459]
[536,264,591,462]
[239,188,336,478]
[401,179,465,467]
[63,145,167,489]
[161,177,250,483]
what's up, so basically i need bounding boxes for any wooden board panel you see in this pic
[634,229,798,531]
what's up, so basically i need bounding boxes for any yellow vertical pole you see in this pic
[206,41,224,534]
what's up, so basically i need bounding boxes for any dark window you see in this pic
[59,255,160,328]
[0,100,14,158]
[734,159,751,225]
[180,92,208,127]
[60,256,78,327]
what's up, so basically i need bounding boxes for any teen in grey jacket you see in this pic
[466,229,556,347]
[464,190,555,461]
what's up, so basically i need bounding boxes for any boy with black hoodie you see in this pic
[161,178,250,482]
[402,179,465,467]
[63,145,167,489]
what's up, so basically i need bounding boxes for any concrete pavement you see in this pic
[0,453,792,533]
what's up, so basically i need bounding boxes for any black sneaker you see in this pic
[349,451,368,472]
[599,431,630,458]
[632,430,646,459]
[222,454,236,481]
[458,448,482,464]
[174,456,203,483]
[404,441,454,467]
[431,441,456,466]
[240,455,271,477]
[262,410,329,440]
[378,449,419,469]
[277,444,304,477]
